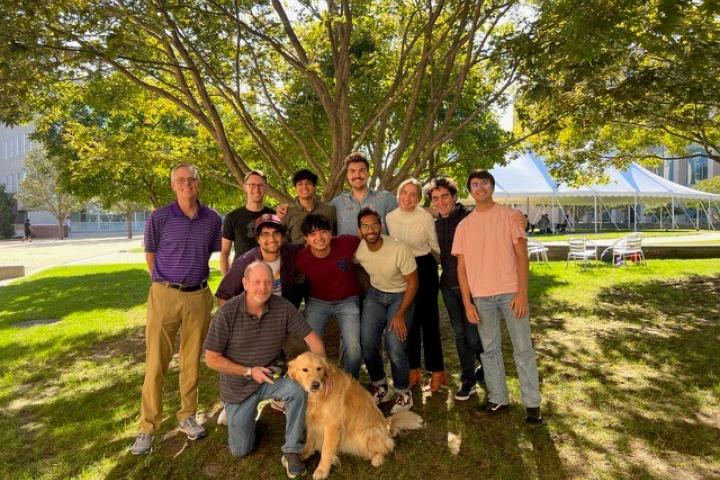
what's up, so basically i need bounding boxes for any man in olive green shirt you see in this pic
[279,169,336,245]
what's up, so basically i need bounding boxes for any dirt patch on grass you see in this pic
[15,318,62,328]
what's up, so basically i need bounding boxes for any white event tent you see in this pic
[486,152,720,231]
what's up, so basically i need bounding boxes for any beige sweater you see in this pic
[386,206,440,257]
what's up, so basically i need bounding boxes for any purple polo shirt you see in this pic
[144,201,222,285]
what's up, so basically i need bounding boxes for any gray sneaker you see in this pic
[179,415,207,440]
[281,453,306,478]
[130,433,153,455]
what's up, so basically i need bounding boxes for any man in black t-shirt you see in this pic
[220,170,275,275]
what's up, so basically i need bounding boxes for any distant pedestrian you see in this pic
[23,218,32,242]
[63,217,71,237]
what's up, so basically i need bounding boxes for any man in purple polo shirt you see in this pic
[130,163,223,455]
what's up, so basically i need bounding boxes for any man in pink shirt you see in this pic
[452,170,542,424]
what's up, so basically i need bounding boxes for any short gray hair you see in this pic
[171,163,200,182]
[243,260,273,279]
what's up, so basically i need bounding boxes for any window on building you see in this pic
[665,159,675,181]
[687,155,708,185]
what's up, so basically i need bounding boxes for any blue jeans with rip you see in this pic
[442,286,483,386]
[224,378,307,458]
[304,295,362,379]
[473,293,541,407]
[360,287,414,390]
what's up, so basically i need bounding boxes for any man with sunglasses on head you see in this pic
[220,170,276,276]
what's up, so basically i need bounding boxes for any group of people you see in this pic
[128,152,543,478]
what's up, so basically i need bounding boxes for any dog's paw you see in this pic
[313,467,330,480]
[371,453,384,467]
[332,455,341,467]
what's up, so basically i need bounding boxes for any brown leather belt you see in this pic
[155,279,208,292]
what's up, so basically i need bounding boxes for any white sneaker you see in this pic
[217,407,227,426]
[372,383,390,404]
[390,391,413,414]
[130,433,153,455]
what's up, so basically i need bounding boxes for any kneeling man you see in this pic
[204,261,325,478]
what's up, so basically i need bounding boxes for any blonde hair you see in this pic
[396,178,422,200]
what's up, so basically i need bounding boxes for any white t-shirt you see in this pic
[266,257,283,296]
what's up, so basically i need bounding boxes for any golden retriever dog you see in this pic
[288,351,423,479]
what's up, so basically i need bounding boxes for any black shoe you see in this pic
[454,382,477,401]
[281,453,306,478]
[478,401,509,414]
[526,407,543,425]
[474,365,485,383]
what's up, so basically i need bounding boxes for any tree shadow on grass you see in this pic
[531,273,720,478]
[0,267,150,330]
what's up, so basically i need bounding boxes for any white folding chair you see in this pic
[527,239,549,263]
[566,238,597,268]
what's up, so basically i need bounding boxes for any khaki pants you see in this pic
[138,282,214,434]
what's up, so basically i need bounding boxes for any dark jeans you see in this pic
[441,286,483,385]
[360,287,414,390]
[408,254,444,372]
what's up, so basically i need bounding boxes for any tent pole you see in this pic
[660,204,663,229]
[634,196,638,232]
[672,196,676,230]
[594,195,598,233]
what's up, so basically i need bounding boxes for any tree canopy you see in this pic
[511,0,720,183]
[1,0,520,200]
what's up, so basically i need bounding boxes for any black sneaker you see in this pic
[454,382,477,401]
[474,365,485,383]
[526,407,543,425]
[281,453,306,478]
[478,401,509,414]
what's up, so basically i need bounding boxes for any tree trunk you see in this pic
[57,217,65,240]
[126,207,133,239]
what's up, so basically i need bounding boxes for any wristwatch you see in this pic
[244,366,253,378]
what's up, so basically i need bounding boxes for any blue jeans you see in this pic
[442,286,483,385]
[224,378,307,457]
[360,287,414,390]
[473,293,541,408]
[304,296,362,379]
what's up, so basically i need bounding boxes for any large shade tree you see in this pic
[511,0,720,183]
[1,0,522,200]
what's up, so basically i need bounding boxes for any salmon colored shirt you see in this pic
[451,203,527,297]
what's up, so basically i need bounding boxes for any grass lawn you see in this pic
[1,261,718,479]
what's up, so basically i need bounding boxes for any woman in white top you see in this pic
[386,178,446,392]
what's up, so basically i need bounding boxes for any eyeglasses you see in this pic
[173,177,198,185]
[431,193,452,202]
[245,183,266,190]
[258,231,282,239]
[469,179,493,190]
[359,223,381,231]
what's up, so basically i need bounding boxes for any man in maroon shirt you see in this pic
[295,214,363,378]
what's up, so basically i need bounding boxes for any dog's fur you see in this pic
[288,352,423,479]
